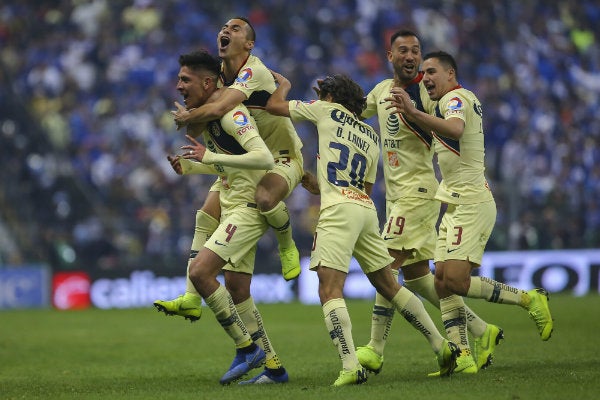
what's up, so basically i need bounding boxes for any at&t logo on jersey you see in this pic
[447,97,463,111]
[236,68,253,83]
[232,111,249,126]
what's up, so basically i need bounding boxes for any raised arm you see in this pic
[265,71,292,117]
[173,87,247,129]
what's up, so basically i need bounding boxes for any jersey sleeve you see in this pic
[228,59,275,100]
[202,105,274,170]
[288,99,323,124]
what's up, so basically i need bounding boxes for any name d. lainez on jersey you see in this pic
[330,109,379,152]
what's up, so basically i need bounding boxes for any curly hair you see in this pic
[317,74,366,116]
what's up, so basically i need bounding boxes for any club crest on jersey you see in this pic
[236,68,253,83]
[232,111,249,126]
[447,97,463,111]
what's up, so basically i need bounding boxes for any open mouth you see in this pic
[424,84,435,96]
[219,36,230,50]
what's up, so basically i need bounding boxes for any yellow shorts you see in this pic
[310,203,394,274]
[382,197,440,264]
[268,151,304,198]
[208,152,303,199]
[434,200,496,265]
[204,204,268,274]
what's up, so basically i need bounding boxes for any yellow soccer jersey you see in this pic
[221,54,303,158]
[432,87,494,205]
[289,100,379,211]
[203,105,266,212]
[363,74,438,201]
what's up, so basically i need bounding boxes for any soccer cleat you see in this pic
[356,345,384,374]
[526,288,553,341]
[238,367,289,384]
[433,339,460,377]
[332,366,368,387]
[153,293,202,322]
[454,349,478,374]
[429,347,477,377]
[279,243,301,281]
[473,324,504,370]
[219,345,266,385]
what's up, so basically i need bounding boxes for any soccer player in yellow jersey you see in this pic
[357,30,502,374]
[389,51,554,374]
[162,50,289,385]
[266,72,460,386]
[172,16,303,282]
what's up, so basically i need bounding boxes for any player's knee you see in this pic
[254,187,278,211]
[188,261,204,285]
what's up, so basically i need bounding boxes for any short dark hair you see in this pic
[178,49,221,77]
[318,74,366,116]
[233,16,256,42]
[424,51,458,78]
[389,29,420,47]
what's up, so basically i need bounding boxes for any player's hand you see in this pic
[312,79,324,98]
[270,70,290,88]
[384,87,413,115]
[180,134,207,162]
[301,171,320,195]
[167,155,183,175]
[171,101,191,130]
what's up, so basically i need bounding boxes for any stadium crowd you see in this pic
[0,0,599,271]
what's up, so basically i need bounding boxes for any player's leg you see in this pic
[310,205,366,386]
[317,265,367,387]
[365,265,459,377]
[224,269,288,385]
[447,201,552,342]
[356,248,407,374]
[435,260,479,374]
[255,158,302,281]
[402,260,503,370]
[187,247,263,385]
[357,205,459,377]
[153,189,221,321]
[195,211,269,384]
[358,198,434,371]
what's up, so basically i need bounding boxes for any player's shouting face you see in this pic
[218,18,254,59]
[388,34,421,83]
[176,66,212,109]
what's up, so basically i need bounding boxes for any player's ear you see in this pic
[245,40,255,51]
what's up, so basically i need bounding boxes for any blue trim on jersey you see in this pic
[245,90,271,108]
[405,81,433,146]
[207,121,247,155]
[434,104,460,154]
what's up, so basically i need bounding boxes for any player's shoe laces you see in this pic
[332,366,368,387]
[356,345,384,374]
[238,367,289,384]
[219,345,266,385]
[279,243,301,281]
[432,339,460,377]
[474,324,504,370]
[153,293,202,322]
[526,288,553,341]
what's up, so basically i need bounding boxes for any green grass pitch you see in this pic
[1,294,599,399]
